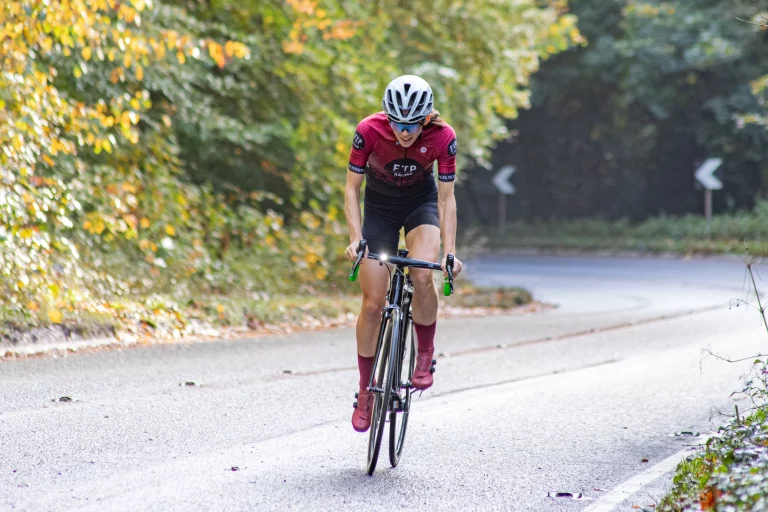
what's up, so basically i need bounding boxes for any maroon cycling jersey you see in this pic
[348,112,457,197]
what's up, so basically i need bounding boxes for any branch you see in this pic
[735,16,768,27]
[729,298,765,315]
[701,348,767,364]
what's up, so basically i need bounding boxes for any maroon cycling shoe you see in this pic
[351,388,374,432]
[412,351,436,390]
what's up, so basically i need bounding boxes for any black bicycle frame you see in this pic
[367,251,412,392]
[352,245,449,393]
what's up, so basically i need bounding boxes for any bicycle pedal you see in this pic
[353,401,358,409]
[354,392,359,399]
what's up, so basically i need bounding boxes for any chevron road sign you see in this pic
[694,158,724,233]
[694,158,723,190]
[492,165,517,195]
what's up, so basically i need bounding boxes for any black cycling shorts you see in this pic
[362,181,440,255]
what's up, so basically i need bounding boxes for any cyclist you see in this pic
[344,75,463,433]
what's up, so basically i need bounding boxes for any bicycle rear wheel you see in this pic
[389,313,415,467]
[366,312,399,475]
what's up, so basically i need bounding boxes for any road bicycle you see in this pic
[349,239,454,475]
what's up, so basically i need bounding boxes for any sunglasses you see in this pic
[389,120,423,134]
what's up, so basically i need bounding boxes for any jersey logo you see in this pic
[420,147,427,153]
[353,131,365,150]
[385,158,425,178]
[447,138,457,157]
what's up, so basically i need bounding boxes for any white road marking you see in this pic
[584,439,708,512]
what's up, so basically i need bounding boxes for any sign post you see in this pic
[694,158,723,234]
[492,165,516,234]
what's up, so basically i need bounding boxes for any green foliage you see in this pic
[1,0,578,333]
[475,0,768,222]
[658,359,768,511]
[162,0,583,209]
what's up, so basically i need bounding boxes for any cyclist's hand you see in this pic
[346,240,368,261]
[441,255,463,277]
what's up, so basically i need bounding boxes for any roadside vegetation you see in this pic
[471,200,768,256]
[658,260,768,511]
[1,1,579,343]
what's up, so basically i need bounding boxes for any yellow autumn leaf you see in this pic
[48,309,63,324]
[314,267,328,280]
[304,252,320,265]
[42,154,55,166]
[27,301,40,312]
[209,41,222,59]
[136,65,144,80]
[82,47,92,61]
[217,304,225,313]
[140,217,150,228]
[165,225,175,236]
[20,227,34,238]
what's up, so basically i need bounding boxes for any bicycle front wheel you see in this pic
[366,311,399,475]
[389,313,415,467]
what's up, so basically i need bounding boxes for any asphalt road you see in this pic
[2,255,766,511]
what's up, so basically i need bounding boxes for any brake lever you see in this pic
[349,239,367,282]
[443,254,454,296]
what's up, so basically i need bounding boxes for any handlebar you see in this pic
[349,239,455,296]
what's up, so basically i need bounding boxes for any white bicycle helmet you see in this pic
[382,75,434,123]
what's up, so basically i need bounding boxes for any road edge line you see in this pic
[583,439,708,512]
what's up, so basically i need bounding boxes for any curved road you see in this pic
[1,255,765,511]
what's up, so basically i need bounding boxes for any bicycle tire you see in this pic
[366,312,399,475]
[389,313,415,467]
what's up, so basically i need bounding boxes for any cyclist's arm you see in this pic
[345,171,365,244]
[345,123,372,252]
[436,134,458,256]
[437,180,457,255]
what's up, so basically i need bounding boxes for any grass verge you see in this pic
[1,279,536,354]
[466,200,768,256]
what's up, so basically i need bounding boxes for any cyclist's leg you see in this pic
[404,224,440,327]
[356,254,390,359]
[404,200,441,389]
[352,257,389,432]
[352,195,401,432]
[358,194,402,359]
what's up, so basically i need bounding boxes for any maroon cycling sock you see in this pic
[358,354,374,390]
[414,321,436,354]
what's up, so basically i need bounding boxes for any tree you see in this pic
[470,0,768,222]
